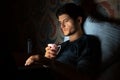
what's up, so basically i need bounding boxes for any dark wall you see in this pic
[0,0,37,67]
[0,0,18,79]
[1,0,47,66]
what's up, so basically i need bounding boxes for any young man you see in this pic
[25,3,101,80]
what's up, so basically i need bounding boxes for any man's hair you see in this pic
[56,3,85,20]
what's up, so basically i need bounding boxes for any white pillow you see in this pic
[84,17,120,67]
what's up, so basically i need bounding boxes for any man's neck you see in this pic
[69,30,83,42]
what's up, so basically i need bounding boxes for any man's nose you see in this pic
[60,23,65,28]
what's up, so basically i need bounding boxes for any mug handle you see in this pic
[56,45,61,55]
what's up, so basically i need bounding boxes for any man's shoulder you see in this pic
[80,34,101,46]
[82,34,100,41]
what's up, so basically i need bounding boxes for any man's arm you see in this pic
[32,56,91,80]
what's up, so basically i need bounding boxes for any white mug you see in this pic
[48,43,61,55]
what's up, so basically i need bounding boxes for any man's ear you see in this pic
[77,16,82,24]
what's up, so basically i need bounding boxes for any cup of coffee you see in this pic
[48,43,61,55]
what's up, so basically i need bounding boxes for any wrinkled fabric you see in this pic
[56,34,101,75]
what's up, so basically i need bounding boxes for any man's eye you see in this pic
[64,19,69,22]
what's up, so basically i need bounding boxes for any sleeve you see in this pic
[76,36,101,75]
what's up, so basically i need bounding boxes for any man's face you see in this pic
[58,14,79,36]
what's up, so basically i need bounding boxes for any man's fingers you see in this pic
[25,58,33,66]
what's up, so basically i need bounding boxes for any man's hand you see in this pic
[24,54,41,66]
[24,43,59,66]
[44,44,58,59]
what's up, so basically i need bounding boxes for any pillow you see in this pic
[84,17,120,68]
